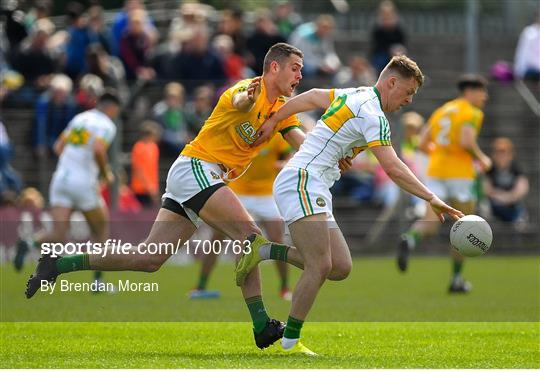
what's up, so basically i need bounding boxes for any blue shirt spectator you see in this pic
[33,75,76,157]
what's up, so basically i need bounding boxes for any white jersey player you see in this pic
[15,92,120,283]
[236,56,464,354]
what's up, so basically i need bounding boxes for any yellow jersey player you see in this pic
[236,56,463,354]
[397,74,492,293]
[26,43,307,350]
[189,136,294,300]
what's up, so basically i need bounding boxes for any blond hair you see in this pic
[382,55,424,87]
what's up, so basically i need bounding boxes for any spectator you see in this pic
[246,8,287,75]
[64,2,95,79]
[11,19,56,101]
[23,0,52,32]
[215,8,247,56]
[168,24,226,93]
[111,0,157,56]
[87,5,112,54]
[169,2,213,44]
[130,121,161,208]
[33,74,76,157]
[119,8,156,81]
[186,85,214,132]
[213,34,246,82]
[289,14,341,78]
[370,0,407,73]
[484,138,529,225]
[514,11,540,81]
[75,74,104,111]
[0,121,23,201]
[152,82,194,155]
[2,0,29,59]
[85,44,127,99]
[274,1,302,38]
[333,54,377,88]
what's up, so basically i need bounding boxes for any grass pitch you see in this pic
[1,256,539,368]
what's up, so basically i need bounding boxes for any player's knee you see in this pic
[139,256,165,273]
[308,258,332,282]
[328,260,352,281]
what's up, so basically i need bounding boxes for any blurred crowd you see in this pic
[0,0,536,229]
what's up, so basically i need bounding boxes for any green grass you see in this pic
[1,322,538,368]
[1,256,539,367]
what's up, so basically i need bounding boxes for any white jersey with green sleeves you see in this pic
[56,108,117,182]
[286,86,391,188]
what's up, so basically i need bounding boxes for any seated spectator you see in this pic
[514,11,540,81]
[289,14,341,78]
[111,0,157,56]
[0,121,23,202]
[169,2,213,43]
[168,24,226,93]
[152,82,195,155]
[75,74,104,111]
[484,138,529,225]
[23,0,52,33]
[87,5,112,54]
[85,44,127,100]
[11,19,56,102]
[274,1,302,38]
[119,8,155,81]
[212,34,246,82]
[34,74,76,157]
[130,121,161,208]
[64,2,96,79]
[370,0,407,73]
[186,85,214,132]
[246,9,287,75]
[2,0,29,60]
[215,8,247,57]
[333,54,377,88]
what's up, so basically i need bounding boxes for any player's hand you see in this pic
[247,76,262,102]
[250,117,277,147]
[428,195,465,223]
[478,155,492,173]
[103,169,115,185]
[338,156,353,173]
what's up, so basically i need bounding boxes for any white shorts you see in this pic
[162,155,226,224]
[237,195,282,221]
[273,167,338,227]
[425,177,475,203]
[49,170,103,211]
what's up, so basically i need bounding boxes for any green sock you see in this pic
[283,316,304,339]
[245,295,270,334]
[405,230,421,246]
[56,254,90,274]
[197,275,208,290]
[453,260,463,277]
[269,243,289,261]
[93,271,103,280]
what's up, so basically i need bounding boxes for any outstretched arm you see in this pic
[251,89,332,147]
[371,145,464,222]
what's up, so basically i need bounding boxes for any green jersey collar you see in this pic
[373,86,383,110]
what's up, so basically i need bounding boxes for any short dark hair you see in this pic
[383,55,424,87]
[263,43,303,73]
[67,2,84,21]
[457,74,488,92]
[98,89,120,106]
